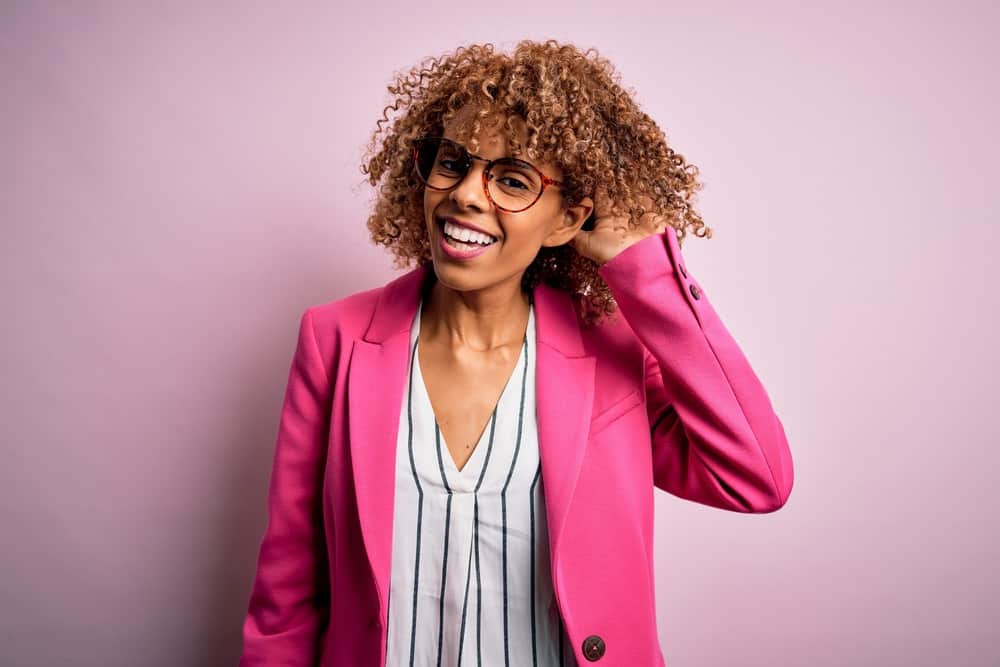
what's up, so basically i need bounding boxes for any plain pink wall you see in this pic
[3,2,997,665]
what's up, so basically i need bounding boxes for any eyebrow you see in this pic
[443,138,526,162]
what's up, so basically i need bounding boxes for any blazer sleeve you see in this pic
[597,228,794,513]
[240,308,332,666]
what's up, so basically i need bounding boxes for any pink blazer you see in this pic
[239,228,794,666]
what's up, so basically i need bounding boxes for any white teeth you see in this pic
[442,220,496,245]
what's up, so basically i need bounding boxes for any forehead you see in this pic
[441,104,528,157]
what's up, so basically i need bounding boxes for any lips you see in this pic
[436,222,497,260]
[437,216,499,241]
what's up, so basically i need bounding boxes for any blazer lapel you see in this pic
[347,263,595,617]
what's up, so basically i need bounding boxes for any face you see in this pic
[421,104,593,295]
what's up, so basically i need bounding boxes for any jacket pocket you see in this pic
[589,388,643,437]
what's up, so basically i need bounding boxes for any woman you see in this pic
[239,40,794,667]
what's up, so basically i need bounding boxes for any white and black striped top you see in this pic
[385,293,577,667]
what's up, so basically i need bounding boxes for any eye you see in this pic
[497,175,529,190]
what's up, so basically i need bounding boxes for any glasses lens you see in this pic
[487,159,543,211]
[413,137,544,211]
[414,138,467,189]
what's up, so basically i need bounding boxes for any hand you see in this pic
[570,190,671,265]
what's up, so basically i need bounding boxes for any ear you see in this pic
[542,195,594,247]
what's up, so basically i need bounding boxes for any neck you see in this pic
[421,273,531,352]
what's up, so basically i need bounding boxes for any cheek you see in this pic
[423,189,445,215]
[509,213,556,244]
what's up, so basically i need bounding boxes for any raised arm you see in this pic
[239,308,332,665]
[597,228,794,513]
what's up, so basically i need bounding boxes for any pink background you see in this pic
[3,2,997,665]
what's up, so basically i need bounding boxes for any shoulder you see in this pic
[306,284,384,336]
[294,282,388,369]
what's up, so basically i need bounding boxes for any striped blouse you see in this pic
[385,292,578,666]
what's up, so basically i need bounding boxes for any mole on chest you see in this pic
[419,349,521,472]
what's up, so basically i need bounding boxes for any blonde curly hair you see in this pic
[360,39,712,326]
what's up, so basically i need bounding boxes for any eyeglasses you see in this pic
[411,136,564,213]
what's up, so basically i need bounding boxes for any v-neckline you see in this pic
[436,407,494,481]
[415,337,525,486]
[412,298,531,487]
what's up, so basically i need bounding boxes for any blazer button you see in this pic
[689,284,701,300]
[582,634,606,661]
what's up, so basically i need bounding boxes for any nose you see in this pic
[448,161,491,212]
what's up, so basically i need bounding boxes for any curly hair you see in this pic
[360,39,712,326]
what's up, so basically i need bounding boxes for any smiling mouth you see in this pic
[436,218,499,249]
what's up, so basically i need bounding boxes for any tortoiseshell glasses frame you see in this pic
[411,135,564,213]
